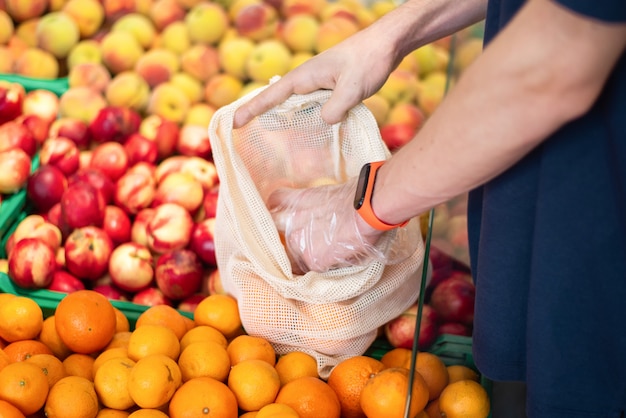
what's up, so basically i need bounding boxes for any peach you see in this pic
[363,93,390,127]
[175,0,204,9]
[67,62,111,93]
[111,12,157,49]
[100,30,144,74]
[62,0,105,38]
[134,0,154,15]
[245,39,292,84]
[319,2,358,23]
[15,18,39,47]
[281,0,326,18]
[104,71,151,113]
[36,11,80,59]
[185,2,229,45]
[370,0,396,18]
[180,44,220,82]
[134,48,180,88]
[228,0,260,21]
[377,68,420,106]
[5,0,48,22]
[355,7,376,29]
[412,43,439,78]
[0,10,14,44]
[0,46,14,73]
[417,71,448,115]
[204,73,243,109]
[159,21,191,55]
[7,35,29,58]
[217,36,255,80]
[58,86,107,123]
[280,13,319,53]
[49,0,70,11]
[454,37,483,73]
[147,82,191,124]
[239,80,266,98]
[234,2,278,42]
[289,51,313,70]
[66,39,102,70]
[169,72,204,104]
[184,102,216,127]
[148,0,186,31]
[396,51,420,74]
[102,0,135,22]
[386,102,425,132]
[314,16,359,53]
[13,47,59,78]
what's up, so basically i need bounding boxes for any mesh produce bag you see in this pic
[208,82,427,378]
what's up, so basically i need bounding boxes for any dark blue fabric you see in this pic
[467,0,626,416]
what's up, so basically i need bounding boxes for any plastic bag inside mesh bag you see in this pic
[208,82,427,378]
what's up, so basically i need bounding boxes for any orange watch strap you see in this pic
[357,161,409,231]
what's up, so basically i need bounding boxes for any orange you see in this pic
[327,355,386,418]
[438,379,490,418]
[275,376,341,418]
[0,296,43,343]
[93,347,129,376]
[193,294,243,339]
[0,361,49,416]
[127,324,181,361]
[256,403,300,418]
[446,364,480,383]
[38,316,72,360]
[105,331,133,350]
[44,375,99,418]
[114,308,131,333]
[128,354,182,409]
[3,339,53,362]
[228,359,281,412]
[380,347,412,369]
[0,349,9,372]
[239,412,257,418]
[135,305,188,340]
[274,351,319,386]
[94,356,137,410]
[182,314,195,332]
[96,409,131,417]
[169,377,238,418]
[0,399,26,418]
[424,398,441,418]
[24,353,67,388]
[54,290,118,354]
[178,340,231,382]
[414,352,449,401]
[227,334,276,367]
[127,410,169,418]
[180,325,228,352]
[62,353,95,381]
[360,367,429,418]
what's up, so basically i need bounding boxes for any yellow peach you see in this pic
[67,62,111,93]
[363,93,390,127]
[180,44,220,82]
[66,39,102,69]
[36,11,80,59]
[111,12,157,49]
[412,44,440,78]
[314,16,359,53]
[281,0,326,18]
[377,69,420,106]
[159,21,191,55]
[184,102,216,126]
[370,0,396,18]
[217,36,255,80]
[245,39,292,84]
[0,46,15,73]
[289,51,313,70]
[5,0,48,22]
[228,0,260,21]
[12,47,59,78]
[233,2,278,42]
[0,10,15,44]
[185,2,229,45]
[204,73,243,108]
[149,0,186,31]
[134,48,180,88]
[169,72,204,104]
[280,14,319,53]
[58,86,107,122]
[147,82,191,124]
[15,18,39,47]
[105,71,151,112]
[239,80,266,98]
[62,0,105,38]
[101,30,144,74]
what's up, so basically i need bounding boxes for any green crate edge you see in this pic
[0,73,69,96]
[0,153,40,244]
[0,272,193,329]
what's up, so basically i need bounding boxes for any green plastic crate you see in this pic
[0,272,194,329]
[0,74,69,96]
[0,153,40,243]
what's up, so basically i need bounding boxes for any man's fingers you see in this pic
[233,79,297,128]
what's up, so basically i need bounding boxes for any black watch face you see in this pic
[354,164,371,209]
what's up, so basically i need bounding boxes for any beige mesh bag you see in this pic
[208,82,427,378]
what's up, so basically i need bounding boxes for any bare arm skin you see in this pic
[372,0,626,226]
[232,0,487,128]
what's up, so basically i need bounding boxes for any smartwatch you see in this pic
[354,161,409,231]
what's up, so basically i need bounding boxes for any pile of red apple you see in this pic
[0,81,224,312]
[383,245,476,350]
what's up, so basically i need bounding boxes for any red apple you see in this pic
[64,226,114,281]
[438,322,472,337]
[27,164,68,213]
[0,148,32,194]
[22,89,60,124]
[177,293,206,313]
[60,180,107,230]
[188,217,217,267]
[379,123,415,152]
[68,168,116,204]
[108,242,154,292]
[92,283,129,301]
[0,120,37,157]
[89,106,142,143]
[123,133,158,166]
[0,81,25,125]
[89,141,130,182]
[102,205,132,246]
[202,186,219,219]
[114,168,157,215]
[146,203,194,254]
[132,286,173,307]
[8,238,57,289]
[17,114,51,145]
[155,249,204,300]
[49,117,92,149]
[47,203,62,230]
[39,136,81,176]
[176,124,212,159]
[384,303,439,350]
[12,214,63,253]
[139,114,180,159]
[47,270,85,293]
[429,276,476,325]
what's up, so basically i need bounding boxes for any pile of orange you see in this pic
[0,290,490,418]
